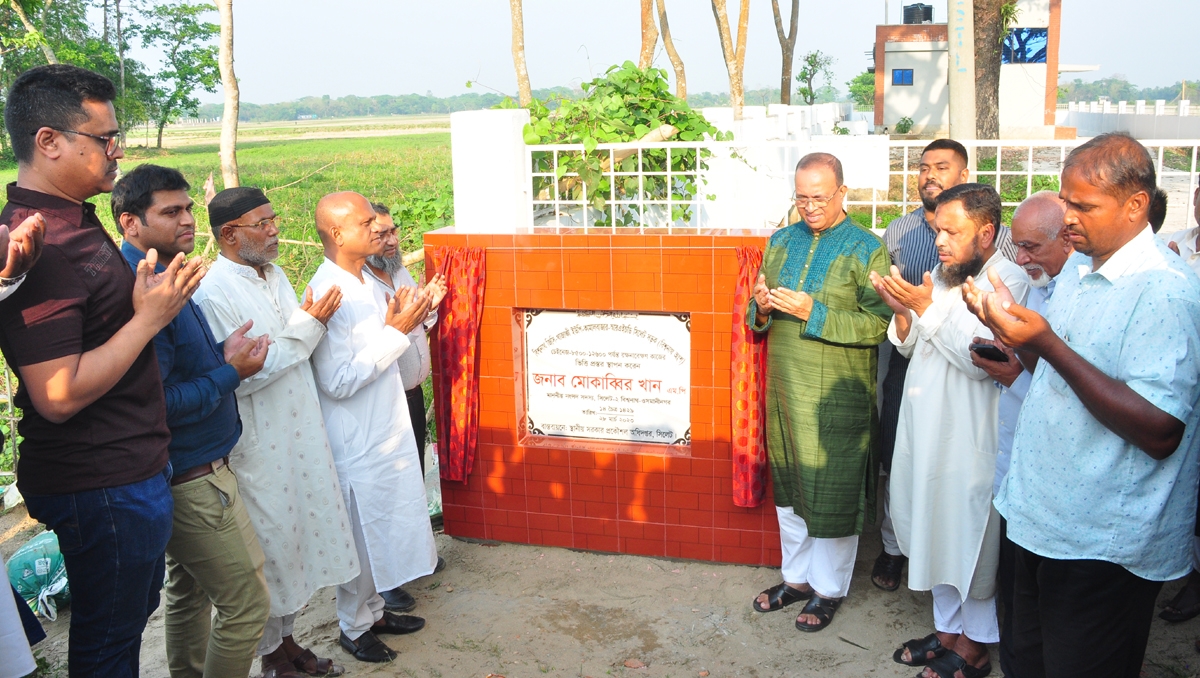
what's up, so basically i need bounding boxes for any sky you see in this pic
[128,0,1198,106]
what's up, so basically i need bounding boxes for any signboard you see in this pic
[523,310,691,445]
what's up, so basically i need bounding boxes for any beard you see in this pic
[920,181,943,212]
[1025,265,1051,288]
[237,237,279,266]
[937,249,986,288]
[367,250,404,275]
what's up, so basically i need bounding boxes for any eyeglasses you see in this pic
[792,187,843,209]
[225,216,279,231]
[43,127,124,157]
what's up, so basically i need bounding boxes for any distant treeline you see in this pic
[195,86,846,123]
[1058,76,1196,103]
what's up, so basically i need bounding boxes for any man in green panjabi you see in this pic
[747,152,893,633]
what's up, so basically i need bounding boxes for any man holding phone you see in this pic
[969,191,1071,678]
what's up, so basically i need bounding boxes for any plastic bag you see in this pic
[6,531,69,621]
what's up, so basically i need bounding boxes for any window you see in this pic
[1002,27,1048,64]
[892,69,914,86]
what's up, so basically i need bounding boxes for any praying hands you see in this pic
[962,267,1054,357]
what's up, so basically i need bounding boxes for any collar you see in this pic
[119,240,167,273]
[1086,226,1155,282]
[1170,226,1200,258]
[318,257,370,286]
[212,253,274,282]
[6,182,92,226]
[798,213,855,237]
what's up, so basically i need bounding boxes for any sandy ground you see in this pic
[5,496,1200,678]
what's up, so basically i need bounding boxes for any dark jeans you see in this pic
[1011,544,1163,678]
[24,468,174,678]
[879,349,909,473]
[998,518,1018,678]
[405,385,427,474]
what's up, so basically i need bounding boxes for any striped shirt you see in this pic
[883,207,1018,285]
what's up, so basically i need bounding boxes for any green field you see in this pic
[0,132,453,286]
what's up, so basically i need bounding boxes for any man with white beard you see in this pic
[967,191,1071,677]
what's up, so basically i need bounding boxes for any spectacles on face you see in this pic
[43,127,125,158]
[792,187,843,209]
[226,216,279,232]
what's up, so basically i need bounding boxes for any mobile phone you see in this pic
[970,343,1009,363]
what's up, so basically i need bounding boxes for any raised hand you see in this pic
[423,273,449,308]
[753,274,774,315]
[0,212,45,279]
[223,319,255,363]
[228,331,270,379]
[969,268,1051,353]
[969,336,1024,387]
[300,285,342,326]
[385,284,431,335]
[132,248,206,332]
[868,270,909,315]
[767,287,814,320]
[874,266,935,316]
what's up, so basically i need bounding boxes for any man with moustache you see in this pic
[748,154,893,633]
[967,133,1200,677]
[113,164,272,678]
[0,64,202,677]
[967,191,1071,678]
[308,192,443,663]
[872,183,1029,678]
[195,188,358,678]
[873,139,1018,591]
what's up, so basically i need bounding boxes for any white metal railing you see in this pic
[526,139,1200,235]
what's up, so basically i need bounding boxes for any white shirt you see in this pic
[888,251,1031,599]
[309,260,438,591]
[363,265,435,391]
[1168,226,1200,276]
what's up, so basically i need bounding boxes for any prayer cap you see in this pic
[208,187,271,231]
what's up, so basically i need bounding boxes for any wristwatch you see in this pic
[0,273,26,288]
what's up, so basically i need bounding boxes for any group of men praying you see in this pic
[752,135,1200,678]
[0,59,1198,678]
[0,64,448,677]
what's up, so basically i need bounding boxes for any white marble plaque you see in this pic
[523,310,691,445]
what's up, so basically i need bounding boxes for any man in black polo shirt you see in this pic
[0,65,204,677]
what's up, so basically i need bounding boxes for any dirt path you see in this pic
[7,497,1200,678]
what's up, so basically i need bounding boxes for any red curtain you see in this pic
[730,246,769,508]
[430,246,486,483]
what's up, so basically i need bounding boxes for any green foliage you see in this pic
[847,70,875,108]
[391,180,453,255]
[1058,75,1197,104]
[895,116,914,134]
[831,124,850,136]
[999,2,1021,41]
[139,1,219,146]
[522,62,730,228]
[795,50,835,106]
[977,154,1061,206]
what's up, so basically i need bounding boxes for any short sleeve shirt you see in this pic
[996,228,1200,581]
[0,184,169,495]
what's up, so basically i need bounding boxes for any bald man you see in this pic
[307,192,447,663]
[968,191,1071,678]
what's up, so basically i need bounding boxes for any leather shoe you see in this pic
[372,610,425,635]
[338,631,396,663]
[434,555,446,573]
[380,587,416,612]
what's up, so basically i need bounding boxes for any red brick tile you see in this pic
[621,537,664,557]
[718,545,764,565]
[666,524,699,544]
[678,508,712,527]
[569,484,605,503]
[678,542,714,561]
[671,475,714,494]
[540,530,574,548]
[586,534,619,553]
[664,491,698,510]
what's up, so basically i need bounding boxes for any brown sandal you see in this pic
[291,649,345,677]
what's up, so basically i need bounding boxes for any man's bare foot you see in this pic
[280,635,344,677]
[754,581,811,611]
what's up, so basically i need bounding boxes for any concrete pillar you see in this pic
[1118,101,1127,114]
[450,109,531,233]
[1181,100,1191,117]
[947,0,976,141]
[1135,100,1146,114]
[1102,100,1112,114]
[1155,100,1166,116]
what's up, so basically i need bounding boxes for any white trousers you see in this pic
[932,584,999,643]
[880,475,902,556]
[336,491,386,640]
[256,613,295,655]
[0,586,35,678]
[776,505,859,599]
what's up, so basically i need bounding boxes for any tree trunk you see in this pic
[638,0,659,69]
[216,0,239,188]
[711,0,749,119]
[157,120,166,149]
[509,0,532,107]
[101,0,109,44]
[771,0,798,105]
[115,0,125,95]
[974,0,1003,139]
[655,0,686,99]
[10,1,56,63]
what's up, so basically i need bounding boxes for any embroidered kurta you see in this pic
[308,260,438,592]
[748,216,893,539]
[194,255,359,616]
[888,250,1030,599]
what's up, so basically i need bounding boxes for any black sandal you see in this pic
[752,582,812,612]
[794,594,842,632]
[917,650,991,678]
[872,551,907,591]
[1160,579,1200,622]
[893,633,948,666]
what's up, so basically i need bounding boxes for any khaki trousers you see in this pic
[165,463,270,678]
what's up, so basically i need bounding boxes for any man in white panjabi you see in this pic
[194,187,358,678]
[308,192,445,664]
[870,183,1030,678]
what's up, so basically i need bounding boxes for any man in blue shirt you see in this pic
[965,132,1200,678]
[114,164,275,678]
